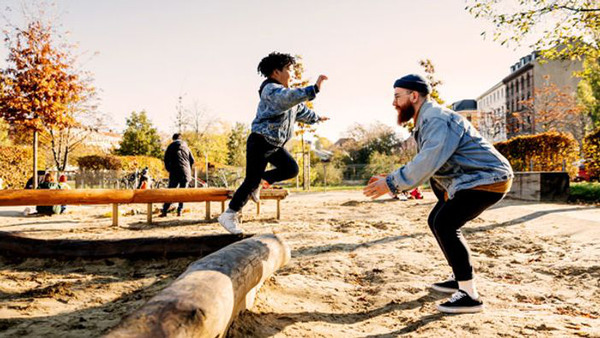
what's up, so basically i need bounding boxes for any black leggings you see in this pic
[229,133,299,212]
[428,180,505,281]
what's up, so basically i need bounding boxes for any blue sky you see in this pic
[0,0,533,141]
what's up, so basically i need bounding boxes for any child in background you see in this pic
[58,175,71,214]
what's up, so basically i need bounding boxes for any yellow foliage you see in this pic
[494,131,579,177]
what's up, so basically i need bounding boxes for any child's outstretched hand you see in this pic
[318,116,330,122]
[316,75,328,90]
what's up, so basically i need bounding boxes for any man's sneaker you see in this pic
[217,211,243,235]
[437,290,484,314]
[250,185,262,203]
[431,276,459,294]
[177,210,182,217]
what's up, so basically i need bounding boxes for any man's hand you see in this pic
[316,75,328,90]
[363,175,392,200]
[318,116,330,122]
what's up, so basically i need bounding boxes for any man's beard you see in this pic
[396,101,415,125]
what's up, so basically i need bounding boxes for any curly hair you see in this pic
[257,52,296,77]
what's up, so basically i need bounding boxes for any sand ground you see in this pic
[0,190,598,337]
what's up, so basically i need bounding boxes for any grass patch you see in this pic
[569,182,600,203]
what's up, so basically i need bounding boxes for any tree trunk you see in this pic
[32,130,38,189]
[107,234,290,338]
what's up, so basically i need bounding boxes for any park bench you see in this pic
[0,188,289,226]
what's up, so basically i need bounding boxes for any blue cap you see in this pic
[393,74,431,94]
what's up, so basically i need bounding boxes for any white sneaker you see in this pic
[398,194,408,201]
[250,184,262,203]
[23,207,31,216]
[218,211,243,234]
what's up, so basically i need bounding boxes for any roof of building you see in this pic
[451,99,477,112]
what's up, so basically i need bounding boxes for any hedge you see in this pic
[76,155,167,178]
[0,145,46,188]
[494,131,579,177]
[582,126,600,178]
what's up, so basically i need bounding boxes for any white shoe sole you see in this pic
[431,284,459,294]
[437,304,484,314]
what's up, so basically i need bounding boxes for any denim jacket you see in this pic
[386,101,513,199]
[251,81,321,147]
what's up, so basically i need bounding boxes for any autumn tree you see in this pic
[173,95,189,134]
[117,111,162,158]
[466,0,600,59]
[418,59,445,105]
[0,18,90,186]
[226,122,249,167]
[520,75,590,144]
[291,55,322,189]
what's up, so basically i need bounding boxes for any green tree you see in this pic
[226,122,249,167]
[466,0,599,59]
[117,111,162,158]
[578,57,600,127]
[344,122,402,164]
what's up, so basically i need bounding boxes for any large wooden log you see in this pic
[107,234,290,338]
[0,188,286,206]
[0,231,249,259]
[0,188,231,206]
[0,189,135,206]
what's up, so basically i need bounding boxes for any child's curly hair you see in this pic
[257,52,296,77]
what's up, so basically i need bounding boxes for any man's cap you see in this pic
[393,74,431,94]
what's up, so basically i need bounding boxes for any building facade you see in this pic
[476,81,507,143]
[502,51,582,138]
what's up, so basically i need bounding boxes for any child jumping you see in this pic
[218,52,329,234]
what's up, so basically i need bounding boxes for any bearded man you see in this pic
[363,74,513,314]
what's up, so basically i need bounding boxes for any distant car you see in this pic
[574,159,598,182]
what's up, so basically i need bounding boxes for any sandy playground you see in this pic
[0,190,599,337]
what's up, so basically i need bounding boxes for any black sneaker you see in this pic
[431,278,459,294]
[437,290,484,314]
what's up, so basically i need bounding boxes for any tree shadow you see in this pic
[230,291,446,337]
[0,275,176,337]
[467,206,598,233]
[291,233,428,258]
[124,218,216,230]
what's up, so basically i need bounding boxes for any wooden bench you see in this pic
[0,188,289,226]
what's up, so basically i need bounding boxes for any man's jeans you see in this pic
[162,177,189,214]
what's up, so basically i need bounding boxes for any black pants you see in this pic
[428,180,505,281]
[162,177,189,214]
[229,133,299,212]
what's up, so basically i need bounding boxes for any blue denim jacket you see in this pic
[386,101,513,199]
[251,81,321,147]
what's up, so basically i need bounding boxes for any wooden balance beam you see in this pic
[0,188,289,226]
[107,233,290,338]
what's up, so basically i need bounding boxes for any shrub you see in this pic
[76,155,122,171]
[118,155,167,178]
[312,162,343,186]
[569,182,600,203]
[0,145,46,188]
[76,154,167,178]
[582,126,600,178]
[494,131,579,177]
[365,151,402,179]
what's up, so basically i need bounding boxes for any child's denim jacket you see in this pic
[251,80,321,147]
